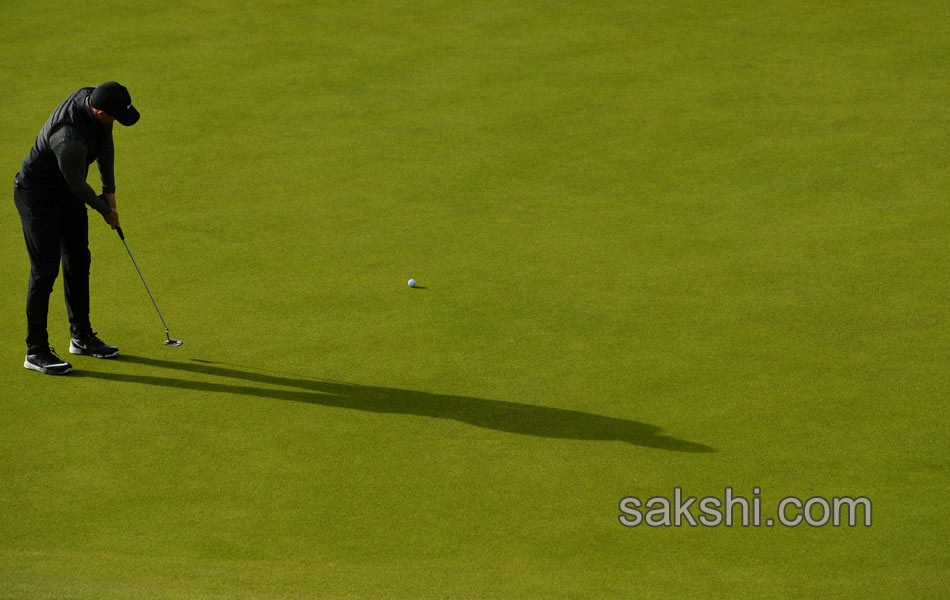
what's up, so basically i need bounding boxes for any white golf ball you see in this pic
[408,279,417,288]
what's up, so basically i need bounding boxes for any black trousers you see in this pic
[13,173,92,354]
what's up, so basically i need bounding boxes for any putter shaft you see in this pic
[117,227,174,340]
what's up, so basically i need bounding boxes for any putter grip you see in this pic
[116,226,125,240]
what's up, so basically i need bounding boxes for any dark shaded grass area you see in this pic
[76,355,714,452]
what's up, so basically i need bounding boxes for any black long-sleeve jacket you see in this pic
[19,87,115,216]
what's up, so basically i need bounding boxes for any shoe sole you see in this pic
[69,344,119,359]
[24,359,73,375]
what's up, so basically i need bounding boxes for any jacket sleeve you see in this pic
[49,127,112,217]
[97,124,116,194]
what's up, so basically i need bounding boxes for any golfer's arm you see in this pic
[50,131,112,217]
[97,126,116,195]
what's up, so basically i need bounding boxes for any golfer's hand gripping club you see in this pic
[99,193,120,230]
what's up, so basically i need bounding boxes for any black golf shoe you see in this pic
[69,331,119,359]
[25,347,73,375]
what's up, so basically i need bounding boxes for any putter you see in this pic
[116,227,183,346]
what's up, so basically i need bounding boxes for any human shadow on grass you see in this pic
[75,355,715,453]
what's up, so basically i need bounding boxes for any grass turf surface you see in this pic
[1,1,948,598]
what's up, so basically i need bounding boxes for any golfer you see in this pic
[14,82,140,375]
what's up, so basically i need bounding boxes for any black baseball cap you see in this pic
[90,81,140,126]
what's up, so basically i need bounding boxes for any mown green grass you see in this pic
[1,1,947,598]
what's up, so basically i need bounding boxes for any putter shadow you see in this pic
[75,355,715,452]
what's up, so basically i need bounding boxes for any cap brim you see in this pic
[116,105,140,126]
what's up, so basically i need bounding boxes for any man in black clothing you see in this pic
[14,82,140,375]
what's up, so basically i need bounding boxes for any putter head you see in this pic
[165,339,184,347]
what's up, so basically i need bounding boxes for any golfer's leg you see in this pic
[14,183,62,354]
[61,197,92,338]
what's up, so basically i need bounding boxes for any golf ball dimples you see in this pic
[408,279,417,287]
